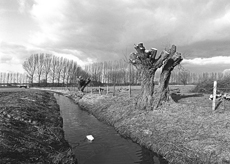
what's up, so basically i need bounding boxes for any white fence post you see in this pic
[212,81,217,110]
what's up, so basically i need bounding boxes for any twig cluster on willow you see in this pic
[77,76,91,92]
[129,43,183,110]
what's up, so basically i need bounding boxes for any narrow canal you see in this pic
[55,94,168,164]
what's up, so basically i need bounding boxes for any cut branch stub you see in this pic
[150,48,157,59]
[172,52,183,67]
[169,45,176,56]
[154,50,170,68]
[129,42,167,69]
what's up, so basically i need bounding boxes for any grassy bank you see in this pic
[0,89,77,164]
[67,92,230,164]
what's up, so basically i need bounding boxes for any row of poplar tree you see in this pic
[23,54,89,86]
[85,59,227,85]
[0,73,28,84]
[1,55,227,86]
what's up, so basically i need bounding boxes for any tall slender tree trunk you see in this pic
[57,77,60,87]
[31,76,34,87]
[45,74,48,86]
[52,75,55,86]
[38,75,41,86]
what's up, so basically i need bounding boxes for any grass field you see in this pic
[33,84,230,163]
[80,84,195,96]
[71,84,230,164]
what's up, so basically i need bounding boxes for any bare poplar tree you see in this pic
[55,57,64,86]
[69,62,78,84]
[23,54,37,86]
[51,56,58,85]
[43,54,52,85]
[35,53,45,85]
[61,59,68,86]
[66,60,74,86]
[179,69,190,85]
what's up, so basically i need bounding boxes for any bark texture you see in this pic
[154,45,183,109]
[129,43,183,110]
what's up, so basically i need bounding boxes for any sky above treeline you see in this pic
[0,0,230,74]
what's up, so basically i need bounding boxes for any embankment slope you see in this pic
[73,93,230,164]
[0,89,77,164]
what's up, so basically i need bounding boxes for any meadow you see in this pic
[71,84,230,164]
[30,83,230,163]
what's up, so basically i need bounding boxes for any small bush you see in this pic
[192,76,230,93]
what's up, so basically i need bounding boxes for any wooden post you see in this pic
[99,86,101,95]
[129,85,131,97]
[91,88,93,94]
[113,84,115,96]
[212,81,217,110]
[223,97,225,110]
[107,85,109,95]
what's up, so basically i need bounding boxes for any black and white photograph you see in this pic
[1,0,230,163]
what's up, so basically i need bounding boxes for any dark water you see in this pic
[55,94,168,164]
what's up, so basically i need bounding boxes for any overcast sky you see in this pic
[0,0,230,73]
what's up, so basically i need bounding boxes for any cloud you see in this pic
[28,0,230,63]
[181,56,230,73]
[0,42,35,72]
[18,0,27,13]
[52,50,93,67]
[0,42,28,61]
[179,40,230,59]
[2,0,230,73]
[0,41,91,73]
[183,56,230,65]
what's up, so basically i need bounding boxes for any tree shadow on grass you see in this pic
[171,93,204,103]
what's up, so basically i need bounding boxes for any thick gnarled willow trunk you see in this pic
[130,43,183,110]
[137,68,156,109]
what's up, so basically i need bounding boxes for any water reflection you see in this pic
[55,94,168,164]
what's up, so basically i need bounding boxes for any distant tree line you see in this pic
[0,73,28,85]
[85,59,227,86]
[85,59,139,85]
[1,57,228,87]
[23,53,89,87]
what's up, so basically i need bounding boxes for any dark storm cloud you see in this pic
[30,0,230,63]
[1,0,230,72]
[179,40,230,59]
[0,41,45,64]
